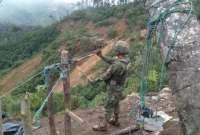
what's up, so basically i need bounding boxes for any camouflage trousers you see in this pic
[104,90,123,122]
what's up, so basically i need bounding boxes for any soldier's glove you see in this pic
[96,50,102,57]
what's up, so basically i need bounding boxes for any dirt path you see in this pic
[0,54,42,93]
[34,89,182,135]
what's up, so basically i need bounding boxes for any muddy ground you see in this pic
[34,88,183,135]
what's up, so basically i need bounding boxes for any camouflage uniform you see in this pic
[99,55,129,124]
[93,41,130,131]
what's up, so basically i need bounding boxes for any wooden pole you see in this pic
[61,50,71,135]
[47,74,57,135]
[21,94,32,135]
[0,99,3,135]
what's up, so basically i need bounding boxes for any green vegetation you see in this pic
[194,0,200,19]
[0,24,59,76]
[107,27,118,38]
[68,2,146,30]
[3,0,195,118]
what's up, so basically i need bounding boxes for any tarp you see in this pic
[3,122,23,135]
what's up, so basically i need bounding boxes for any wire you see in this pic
[33,80,60,129]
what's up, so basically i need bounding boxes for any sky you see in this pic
[0,0,81,6]
[0,0,81,25]
[54,0,80,4]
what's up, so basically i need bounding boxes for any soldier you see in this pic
[92,41,130,131]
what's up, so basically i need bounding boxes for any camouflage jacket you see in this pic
[99,55,129,91]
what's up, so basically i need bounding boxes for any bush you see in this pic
[95,19,113,27]
[147,69,159,91]
[2,96,21,117]
[89,92,106,107]
[107,27,118,38]
[53,93,64,113]
[71,95,89,109]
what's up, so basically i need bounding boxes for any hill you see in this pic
[1,1,200,135]
[0,1,149,114]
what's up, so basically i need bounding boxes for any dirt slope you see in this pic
[0,54,42,93]
[55,40,113,91]
[34,89,182,135]
[0,19,127,94]
[55,19,127,91]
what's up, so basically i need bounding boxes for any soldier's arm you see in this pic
[96,50,115,64]
[99,55,115,64]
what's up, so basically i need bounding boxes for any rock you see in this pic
[146,0,200,134]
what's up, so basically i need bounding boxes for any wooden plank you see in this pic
[110,125,139,135]
[65,109,84,124]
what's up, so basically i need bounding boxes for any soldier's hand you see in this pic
[96,50,102,57]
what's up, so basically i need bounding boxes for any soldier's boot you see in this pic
[92,117,107,132]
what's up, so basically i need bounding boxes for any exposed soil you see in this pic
[0,54,42,93]
[55,40,113,91]
[0,19,128,94]
[34,88,182,135]
[55,19,128,91]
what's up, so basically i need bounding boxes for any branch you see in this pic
[110,125,139,135]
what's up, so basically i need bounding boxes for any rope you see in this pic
[129,0,193,131]
[154,0,193,117]
[33,80,60,129]
[33,60,71,129]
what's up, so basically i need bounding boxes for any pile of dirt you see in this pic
[34,88,182,135]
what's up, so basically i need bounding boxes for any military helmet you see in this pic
[113,40,129,54]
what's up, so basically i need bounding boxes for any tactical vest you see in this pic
[109,59,128,86]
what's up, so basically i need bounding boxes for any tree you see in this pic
[104,0,111,7]
[118,0,127,5]
[93,0,103,7]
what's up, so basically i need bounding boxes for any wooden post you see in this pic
[21,94,32,135]
[0,99,3,135]
[47,74,57,135]
[61,50,71,135]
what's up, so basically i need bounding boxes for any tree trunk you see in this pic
[146,0,200,135]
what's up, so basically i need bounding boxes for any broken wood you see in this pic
[65,109,84,124]
[110,125,139,135]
